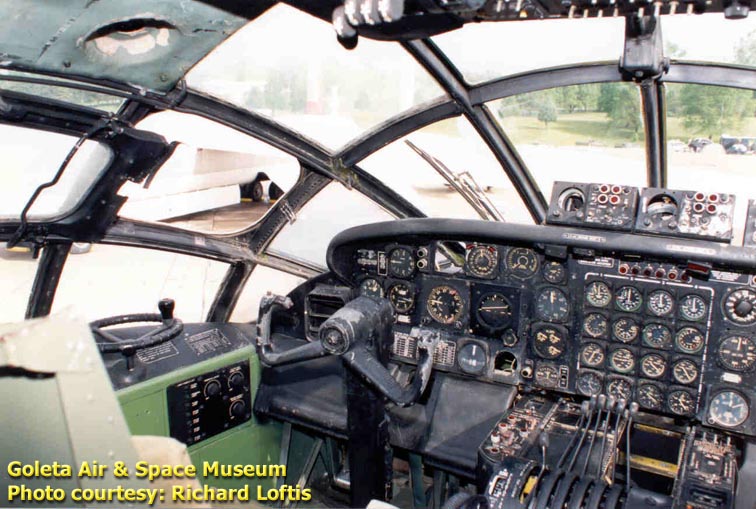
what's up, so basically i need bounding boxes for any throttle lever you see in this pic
[256,292,327,366]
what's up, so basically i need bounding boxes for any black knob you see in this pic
[204,379,222,398]
[735,299,753,317]
[159,298,175,321]
[230,400,246,418]
[228,372,245,390]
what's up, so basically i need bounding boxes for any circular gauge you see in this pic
[648,290,675,317]
[388,283,414,313]
[724,288,756,326]
[466,245,498,278]
[580,342,605,368]
[388,247,414,278]
[647,194,678,219]
[609,348,635,374]
[535,287,570,322]
[668,390,695,416]
[532,326,567,359]
[708,391,749,428]
[585,281,612,308]
[637,384,664,411]
[640,353,667,379]
[543,262,566,284]
[427,285,464,325]
[607,378,633,400]
[679,294,708,322]
[672,359,699,385]
[535,364,559,388]
[642,324,672,350]
[616,286,643,313]
[457,342,487,375]
[717,335,756,372]
[612,317,639,344]
[506,248,539,279]
[359,278,384,299]
[577,371,602,396]
[476,293,513,330]
[675,327,705,355]
[582,313,608,338]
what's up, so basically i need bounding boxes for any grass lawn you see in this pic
[492,112,756,146]
[496,112,641,146]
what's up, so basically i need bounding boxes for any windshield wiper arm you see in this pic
[405,140,505,222]
[7,119,111,249]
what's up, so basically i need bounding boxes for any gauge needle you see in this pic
[480,306,509,311]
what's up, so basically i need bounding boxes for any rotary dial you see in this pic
[724,288,756,325]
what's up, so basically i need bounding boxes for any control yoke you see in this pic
[256,294,436,407]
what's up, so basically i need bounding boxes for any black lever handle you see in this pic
[158,298,175,322]
[255,293,328,367]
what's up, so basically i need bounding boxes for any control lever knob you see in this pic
[230,400,247,418]
[159,298,175,321]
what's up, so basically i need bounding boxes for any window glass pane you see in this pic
[119,111,300,234]
[359,117,533,223]
[433,17,625,84]
[267,182,395,268]
[0,125,112,220]
[0,245,38,323]
[52,245,228,322]
[231,266,305,323]
[489,83,647,198]
[186,4,444,149]
[665,83,756,244]
[0,70,125,112]
[662,14,756,67]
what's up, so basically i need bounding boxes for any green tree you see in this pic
[537,97,558,127]
[557,87,580,113]
[575,84,599,112]
[599,83,642,135]
[679,84,752,136]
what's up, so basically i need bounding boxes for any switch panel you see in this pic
[167,361,251,445]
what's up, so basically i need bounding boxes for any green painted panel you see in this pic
[116,346,282,490]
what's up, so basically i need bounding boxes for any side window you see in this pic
[231,266,305,322]
[52,245,228,322]
[0,246,38,323]
[119,111,300,235]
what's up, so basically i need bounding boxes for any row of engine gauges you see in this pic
[574,371,698,416]
[360,243,558,282]
[584,280,709,320]
[573,371,751,428]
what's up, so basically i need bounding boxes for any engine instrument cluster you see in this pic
[328,182,756,440]
[346,233,756,437]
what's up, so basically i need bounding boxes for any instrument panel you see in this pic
[343,235,756,437]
